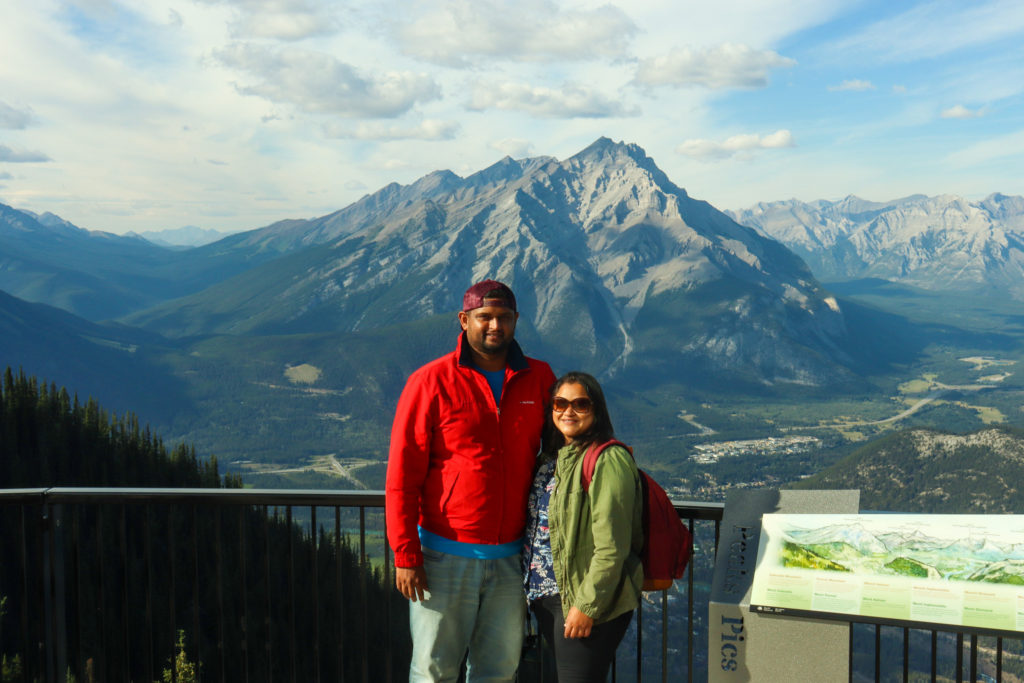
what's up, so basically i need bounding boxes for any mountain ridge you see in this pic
[729,194,1024,299]
[122,138,864,388]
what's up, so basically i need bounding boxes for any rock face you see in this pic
[728,194,1024,299]
[129,138,861,388]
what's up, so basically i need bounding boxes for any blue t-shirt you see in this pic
[480,367,504,407]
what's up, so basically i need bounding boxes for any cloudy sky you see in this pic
[1,0,1023,235]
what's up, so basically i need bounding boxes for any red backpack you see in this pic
[581,440,692,591]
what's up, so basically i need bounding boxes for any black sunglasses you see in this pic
[552,397,593,414]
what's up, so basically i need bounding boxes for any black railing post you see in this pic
[956,632,964,683]
[19,504,32,683]
[903,627,909,682]
[70,506,84,682]
[168,505,177,683]
[334,506,345,682]
[930,630,937,682]
[636,596,643,681]
[997,636,1003,681]
[95,504,107,683]
[191,503,201,682]
[144,505,154,682]
[969,634,977,683]
[39,500,52,683]
[287,506,296,683]
[874,624,881,681]
[215,504,226,683]
[311,507,321,683]
[359,506,369,683]
[120,504,130,682]
[661,589,668,683]
[384,518,392,683]
[849,621,855,682]
[687,517,694,683]
[239,505,250,683]
[263,505,273,683]
[41,500,67,683]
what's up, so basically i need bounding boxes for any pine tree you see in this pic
[1,367,408,682]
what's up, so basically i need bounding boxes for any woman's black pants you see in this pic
[530,595,633,682]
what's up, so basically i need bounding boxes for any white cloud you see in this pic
[828,79,875,92]
[830,0,1024,63]
[344,179,367,191]
[676,130,795,160]
[626,0,850,48]
[945,128,1024,167]
[489,138,534,159]
[468,81,639,118]
[0,102,34,129]
[214,43,441,118]
[394,0,636,67]
[323,119,460,141]
[196,0,339,40]
[634,43,796,89]
[0,144,51,162]
[941,104,985,119]
[381,158,414,171]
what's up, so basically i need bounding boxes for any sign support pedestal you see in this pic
[708,489,859,682]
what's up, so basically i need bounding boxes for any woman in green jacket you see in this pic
[522,371,644,681]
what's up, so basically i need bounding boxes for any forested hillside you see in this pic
[795,426,1024,513]
[0,367,227,488]
[0,368,407,682]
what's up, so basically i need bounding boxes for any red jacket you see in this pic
[385,334,555,568]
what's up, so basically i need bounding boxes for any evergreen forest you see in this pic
[0,367,409,682]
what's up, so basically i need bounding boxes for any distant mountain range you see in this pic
[3,138,891,390]
[126,138,870,388]
[132,225,235,248]
[728,194,1024,300]
[0,204,287,320]
[1,137,1019,475]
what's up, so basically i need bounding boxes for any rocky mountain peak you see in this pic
[565,137,671,186]
[122,139,859,389]
[730,193,1024,299]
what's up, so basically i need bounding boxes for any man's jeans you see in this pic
[409,548,526,682]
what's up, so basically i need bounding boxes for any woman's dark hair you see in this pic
[541,371,615,455]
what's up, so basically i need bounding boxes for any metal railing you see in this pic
[2,488,1020,682]
[0,488,721,683]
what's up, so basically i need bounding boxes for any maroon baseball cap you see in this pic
[462,279,517,312]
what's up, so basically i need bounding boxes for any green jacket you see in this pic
[547,441,644,623]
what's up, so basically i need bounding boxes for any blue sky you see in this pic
[1,0,1022,234]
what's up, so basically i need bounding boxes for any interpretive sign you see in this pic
[750,513,1024,635]
[709,489,858,683]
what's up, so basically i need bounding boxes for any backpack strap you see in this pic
[581,439,632,492]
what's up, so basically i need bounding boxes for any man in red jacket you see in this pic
[386,279,555,682]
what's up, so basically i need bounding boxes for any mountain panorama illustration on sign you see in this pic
[769,515,1024,584]
[751,514,1024,634]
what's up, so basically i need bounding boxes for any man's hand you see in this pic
[395,565,429,602]
[563,606,594,639]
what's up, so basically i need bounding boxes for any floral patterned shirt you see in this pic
[522,457,559,601]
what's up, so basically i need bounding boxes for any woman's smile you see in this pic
[552,382,594,443]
